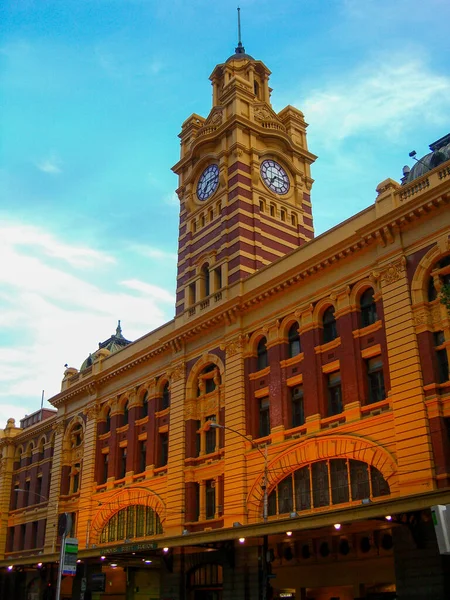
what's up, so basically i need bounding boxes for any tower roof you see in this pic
[226,7,255,63]
[80,320,132,370]
[403,133,450,184]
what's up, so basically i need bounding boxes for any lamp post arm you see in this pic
[209,421,269,524]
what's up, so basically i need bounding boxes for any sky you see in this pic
[1,0,450,427]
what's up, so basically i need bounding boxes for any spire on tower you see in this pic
[235,7,245,54]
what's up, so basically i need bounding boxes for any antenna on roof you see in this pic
[235,7,245,54]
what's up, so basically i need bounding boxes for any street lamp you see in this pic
[14,488,49,504]
[208,421,270,600]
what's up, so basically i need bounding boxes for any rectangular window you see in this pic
[139,441,147,473]
[159,433,168,467]
[25,480,30,504]
[214,266,222,290]
[327,372,343,416]
[194,482,200,521]
[367,356,385,403]
[291,385,305,428]
[36,476,43,502]
[205,415,216,454]
[259,397,270,438]
[7,527,14,552]
[119,448,127,479]
[205,480,216,519]
[31,521,38,548]
[20,523,26,550]
[189,283,196,306]
[102,453,109,484]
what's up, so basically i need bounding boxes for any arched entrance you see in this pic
[187,563,223,600]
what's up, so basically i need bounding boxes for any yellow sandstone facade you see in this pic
[1,43,450,600]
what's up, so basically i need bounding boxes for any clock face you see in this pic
[260,159,290,195]
[196,164,219,201]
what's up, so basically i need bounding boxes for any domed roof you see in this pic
[80,321,132,370]
[226,43,255,63]
[403,133,450,184]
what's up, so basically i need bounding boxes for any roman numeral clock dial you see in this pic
[196,164,220,201]
[260,159,290,195]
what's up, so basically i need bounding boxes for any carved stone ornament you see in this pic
[52,420,65,435]
[171,363,185,382]
[83,402,100,421]
[413,311,428,327]
[254,105,274,121]
[381,257,406,285]
[207,109,223,126]
[431,304,444,324]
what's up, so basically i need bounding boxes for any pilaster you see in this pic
[379,256,435,494]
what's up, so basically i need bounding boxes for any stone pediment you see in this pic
[253,103,286,131]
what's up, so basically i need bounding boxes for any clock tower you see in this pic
[172,41,317,317]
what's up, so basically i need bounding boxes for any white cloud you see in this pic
[1,223,115,269]
[0,220,174,427]
[121,279,175,303]
[301,56,450,145]
[131,243,177,262]
[36,154,62,174]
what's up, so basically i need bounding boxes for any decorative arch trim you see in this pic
[350,280,377,307]
[313,299,336,326]
[90,486,166,543]
[246,435,397,521]
[411,239,448,305]
[185,353,225,398]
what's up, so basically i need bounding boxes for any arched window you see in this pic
[288,323,301,357]
[360,288,378,328]
[322,306,337,343]
[268,459,390,516]
[280,208,286,222]
[201,263,210,297]
[197,364,219,396]
[291,213,297,226]
[99,505,163,543]
[123,401,129,426]
[162,382,170,410]
[257,337,268,370]
[142,392,149,418]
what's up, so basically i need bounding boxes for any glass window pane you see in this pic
[294,467,311,511]
[371,465,390,497]
[312,461,330,508]
[268,489,277,516]
[278,476,293,514]
[330,459,349,504]
[350,460,370,500]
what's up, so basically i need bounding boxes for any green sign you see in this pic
[63,537,78,576]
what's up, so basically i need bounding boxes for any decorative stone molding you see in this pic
[83,403,100,421]
[52,420,65,435]
[380,256,407,285]
[170,363,185,382]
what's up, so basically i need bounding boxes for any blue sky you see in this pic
[1,0,450,427]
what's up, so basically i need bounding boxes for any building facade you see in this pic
[1,43,450,600]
